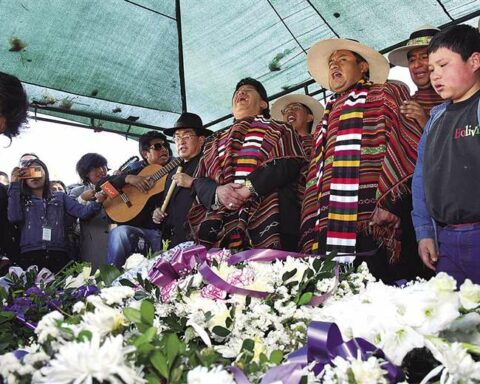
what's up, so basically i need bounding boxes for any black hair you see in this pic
[50,180,67,193]
[138,131,172,160]
[234,78,271,118]
[428,24,480,62]
[352,52,370,80]
[20,158,50,199]
[0,72,29,140]
[76,153,108,184]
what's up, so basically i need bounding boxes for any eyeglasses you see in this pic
[173,133,197,143]
[281,104,309,115]
[149,143,166,151]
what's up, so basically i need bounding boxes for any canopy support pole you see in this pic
[176,0,187,112]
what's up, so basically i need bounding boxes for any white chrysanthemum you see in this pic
[123,253,147,270]
[321,356,389,384]
[80,305,126,337]
[459,279,480,310]
[35,311,65,343]
[72,301,86,313]
[0,352,36,381]
[99,286,135,305]
[425,338,480,383]
[36,334,144,384]
[187,365,235,384]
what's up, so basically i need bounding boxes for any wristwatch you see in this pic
[244,179,257,196]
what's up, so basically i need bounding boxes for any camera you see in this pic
[18,166,43,179]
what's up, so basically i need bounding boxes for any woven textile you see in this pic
[413,86,444,117]
[300,81,423,261]
[321,81,370,255]
[188,116,305,249]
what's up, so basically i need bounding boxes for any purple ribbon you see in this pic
[148,245,369,304]
[261,321,404,384]
[148,245,271,299]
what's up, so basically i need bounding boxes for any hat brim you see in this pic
[307,39,390,91]
[163,126,213,137]
[388,44,428,67]
[271,94,325,129]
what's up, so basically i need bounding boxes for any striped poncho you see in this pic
[188,116,305,249]
[413,86,444,117]
[300,81,423,261]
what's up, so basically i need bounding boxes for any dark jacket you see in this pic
[8,182,102,253]
[161,154,201,247]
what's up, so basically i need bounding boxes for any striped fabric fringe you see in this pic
[188,116,305,249]
[320,80,369,256]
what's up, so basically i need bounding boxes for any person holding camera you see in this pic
[8,159,106,273]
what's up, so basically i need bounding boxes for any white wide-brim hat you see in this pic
[388,25,440,67]
[271,94,325,129]
[307,38,390,91]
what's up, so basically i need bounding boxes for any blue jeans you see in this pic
[106,226,161,268]
[437,223,480,285]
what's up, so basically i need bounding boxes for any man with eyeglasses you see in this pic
[103,131,172,267]
[271,94,324,158]
[188,78,306,251]
[152,112,212,247]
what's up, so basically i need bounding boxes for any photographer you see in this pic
[8,159,106,272]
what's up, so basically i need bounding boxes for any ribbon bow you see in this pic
[261,321,405,383]
[148,245,345,303]
[148,245,271,299]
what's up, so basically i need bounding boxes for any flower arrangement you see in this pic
[0,243,478,383]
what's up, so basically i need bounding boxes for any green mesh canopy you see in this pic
[0,0,478,137]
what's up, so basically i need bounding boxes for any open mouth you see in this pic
[236,95,247,103]
[330,70,342,80]
[287,115,296,123]
[433,83,444,92]
[413,71,428,79]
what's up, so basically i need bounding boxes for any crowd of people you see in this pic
[0,24,479,286]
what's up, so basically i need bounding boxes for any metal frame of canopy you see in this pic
[19,5,480,136]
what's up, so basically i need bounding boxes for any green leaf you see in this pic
[123,307,142,324]
[134,326,156,347]
[241,338,254,352]
[150,351,169,379]
[146,373,162,384]
[0,311,15,324]
[170,366,183,384]
[312,257,323,272]
[77,330,92,341]
[259,352,269,365]
[136,342,155,355]
[297,292,313,306]
[282,268,297,282]
[119,278,136,288]
[270,350,283,364]
[134,291,148,300]
[211,326,230,337]
[166,333,180,365]
[140,300,155,326]
[98,264,121,286]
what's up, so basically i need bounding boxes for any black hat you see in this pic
[234,77,270,118]
[163,112,213,137]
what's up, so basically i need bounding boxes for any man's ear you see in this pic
[306,113,314,123]
[260,100,268,112]
[0,116,6,134]
[469,52,480,72]
[140,148,148,160]
[360,61,369,77]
